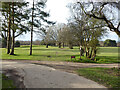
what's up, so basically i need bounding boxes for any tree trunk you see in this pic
[58,42,61,48]
[91,48,97,61]
[7,3,11,54]
[2,37,7,48]
[46,44,48,48]
[10,2,15,55]
[89,47,93,58]
[68,43,73,49]
[30,0,34,55]
[79,46,82,60]
[63,42,64,48]
[86,38,90,57]
[86,47,90,58]
[10,30,15,55]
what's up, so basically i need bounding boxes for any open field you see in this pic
[1,45,119,63]
[77,67,120,88]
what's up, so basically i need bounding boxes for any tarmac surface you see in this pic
[1,60,109,88]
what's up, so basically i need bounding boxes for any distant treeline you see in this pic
[0,39,119,48]
[19,39,120,47]
[19,40,41,45]
[99,40,120,47]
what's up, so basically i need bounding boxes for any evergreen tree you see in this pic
[0,1,29,54]
[28,0,54,55]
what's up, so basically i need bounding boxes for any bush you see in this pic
[1,38,7,48]
[104,39,117,47]
[15,41,20,47]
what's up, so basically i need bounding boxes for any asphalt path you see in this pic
[1,60,107,88]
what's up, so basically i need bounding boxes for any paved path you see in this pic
[3,60,118,74]
[1,60,107,88]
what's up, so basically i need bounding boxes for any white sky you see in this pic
[46,0,71,24]
[16,0,119,42]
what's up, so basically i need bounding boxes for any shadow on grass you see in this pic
[9,54,20,56]
[67,59,97,63]
[68,55,120,63]
[17,47,79,52]
[19,49,62,51]
[31,54,75,57]
[21,45,41,47]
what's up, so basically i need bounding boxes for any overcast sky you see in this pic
[16,0,119,42]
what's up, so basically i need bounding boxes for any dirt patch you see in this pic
[2,60,118,74]
[33,63,82,74]
[2,69,25,88]
[2,60,119,76]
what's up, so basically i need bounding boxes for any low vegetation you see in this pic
[1,45,119,63]
[1,74,16,88]
[77,67,120,88]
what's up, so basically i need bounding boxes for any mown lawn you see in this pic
[96,47,119,63]
[77,67,120,88]
[1,45,119,63]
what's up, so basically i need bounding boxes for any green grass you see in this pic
[96,47,119,63]
[0,45,119,63]
[0,74,16,88]
[77,67,120,88]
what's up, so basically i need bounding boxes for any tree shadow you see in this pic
[10,54,20,56]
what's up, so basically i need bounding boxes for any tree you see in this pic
[77,2,120,37]
[15,41,20,47]
[10,2,15,55]
[2,38,7,48]
[39,24,64,48]
[104,39,117,47]
[37,27,49,48]
[1,1,29,54]
[0,38,2,48]
[28,0,54,55]
[44,25,60,48]
[30,0,34,55]
[62,24,75,49]
[6,3,11,54]
[67,2,107,60]
[44,27,53,48]
[10,2,29,55]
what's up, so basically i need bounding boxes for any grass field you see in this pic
[77,67,120,88]
[1,45,119,63]
[1,45,119,88]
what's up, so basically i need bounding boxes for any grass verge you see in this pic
[77,67,120,88]
[1,74,16,88]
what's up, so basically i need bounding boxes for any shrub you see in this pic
[104,39,117,47]
[15,41,20,47]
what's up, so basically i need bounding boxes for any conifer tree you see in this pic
[29,0,54,55]
[0,1,29,54]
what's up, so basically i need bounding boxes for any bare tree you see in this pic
[77,2,120,37]
[67,1,107,60]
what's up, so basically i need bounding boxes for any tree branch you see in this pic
[117,22,120,29]
[78,2,120,37]
[15,31,23,38]
[1,32,5,38]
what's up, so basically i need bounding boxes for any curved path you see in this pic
[1,60,108,88]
